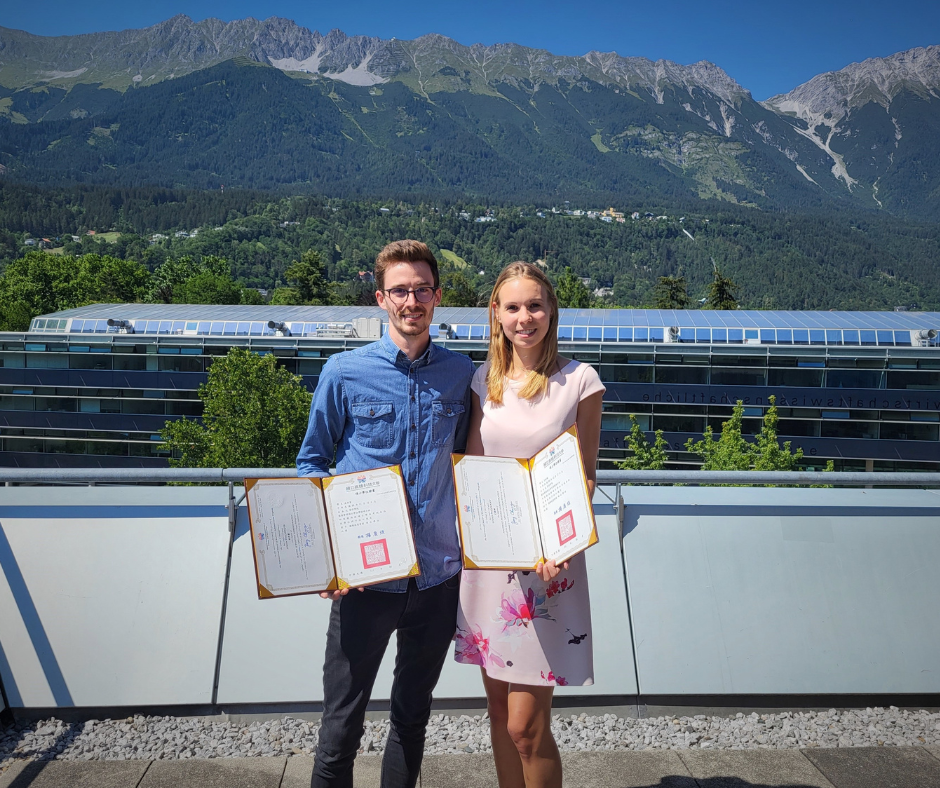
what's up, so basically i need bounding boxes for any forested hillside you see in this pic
[0,56,880,215]
[2,182,938,311]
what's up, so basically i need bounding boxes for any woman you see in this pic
[454,262,604,788]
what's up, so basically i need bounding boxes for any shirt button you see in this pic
[411,423,416,430]
[369,409,375,416]
[410,451,415,458]
[409,478,415,485]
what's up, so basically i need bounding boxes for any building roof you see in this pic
[26,304,940,347]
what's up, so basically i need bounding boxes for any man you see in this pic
[296,240,475,788]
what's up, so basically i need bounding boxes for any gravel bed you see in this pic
[2,707,939,769]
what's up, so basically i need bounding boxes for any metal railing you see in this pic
[1,468,940,487]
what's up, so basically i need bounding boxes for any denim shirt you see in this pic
[296,331,475,592]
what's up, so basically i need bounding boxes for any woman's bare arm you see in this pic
[576,390,604,498]
[466,391,485,456]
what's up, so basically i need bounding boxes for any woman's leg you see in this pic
[481,670,526,788]
[505,683,561,788]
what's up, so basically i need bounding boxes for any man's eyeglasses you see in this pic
[382,286,439,304]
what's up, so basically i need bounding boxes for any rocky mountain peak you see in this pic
[764,45,940,124]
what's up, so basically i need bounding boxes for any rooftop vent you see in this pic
[910,329,938,347]
[106,318,134,334]
[267,320,291,337]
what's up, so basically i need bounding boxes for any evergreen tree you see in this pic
[617,415,669,471]
[555,267,592,308]
[653,275,691,309]
[285,250,331,305]
[330,279,377,306]
[706,265,739,310]
[161,348,311,468]
[440,271,479,307]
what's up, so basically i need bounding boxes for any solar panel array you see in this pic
[26,306,940,347]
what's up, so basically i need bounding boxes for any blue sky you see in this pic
[4,0,938,99]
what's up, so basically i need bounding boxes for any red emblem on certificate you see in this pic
[556,510,576,545]
[361,538,391,568]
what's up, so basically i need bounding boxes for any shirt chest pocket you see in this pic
[431,401,465,448]
[350,401,395,450]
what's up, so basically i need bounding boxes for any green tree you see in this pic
[285,250,331,305]
[555,267,592,308]
[685,397,805,480]
[172,272,243,305]
[753,396,803,471]
[0,251,150,331]
[269,287,304,305]
[706,265,739,310]
[617,415,669,471]
[653,275,691,309]
[330,279,377,306]
[239,287,266,305]
[150,255,230,304]
[685,401,753,471]
[161,348,312,468]
[440,271,479,307]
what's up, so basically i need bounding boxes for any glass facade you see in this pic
[4,309,940,470]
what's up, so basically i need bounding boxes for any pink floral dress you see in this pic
[454,360,605,686]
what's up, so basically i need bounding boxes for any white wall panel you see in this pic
[215,506,333,704]
[0,488,230,707]
[622,488,940,695]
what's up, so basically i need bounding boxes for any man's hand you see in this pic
[319,587,366,600]
[535,560,569,582]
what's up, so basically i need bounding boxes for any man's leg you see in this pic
[380,575,461,788]
[312,589,406,788]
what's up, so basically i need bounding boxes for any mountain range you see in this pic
[1,16,939,220]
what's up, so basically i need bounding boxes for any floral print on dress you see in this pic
[454,624,506,669]
[454,361,600,687]
[497,586,554,631]
[545,577,574,598]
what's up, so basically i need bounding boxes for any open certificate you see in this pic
[452,426,598,570]
[244,466,420,598]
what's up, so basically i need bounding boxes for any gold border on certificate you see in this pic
[453,425,599,570]
[245,477,337,597]
[453,454,543,570]
[322,465,420,588]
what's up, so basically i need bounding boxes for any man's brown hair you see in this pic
[374,240,440,291]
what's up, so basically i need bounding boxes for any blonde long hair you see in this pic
[486,262,560,404]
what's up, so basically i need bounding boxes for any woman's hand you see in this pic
[535,559,569,582]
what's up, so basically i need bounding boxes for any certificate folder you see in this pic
[244,466,420,599]
[452,425,599,571]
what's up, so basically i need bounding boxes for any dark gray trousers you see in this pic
[311,575,461,788]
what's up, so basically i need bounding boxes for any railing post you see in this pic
[615,482,624,531]
[213,482,239,706]
[227,482,236,534]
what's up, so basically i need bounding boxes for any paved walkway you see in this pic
[2,747,940,788]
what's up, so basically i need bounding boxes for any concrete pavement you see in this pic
[2,747,940,788]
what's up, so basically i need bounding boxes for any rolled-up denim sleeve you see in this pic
[296,355,346,478]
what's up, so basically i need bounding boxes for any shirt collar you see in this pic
[379,329,436,367]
